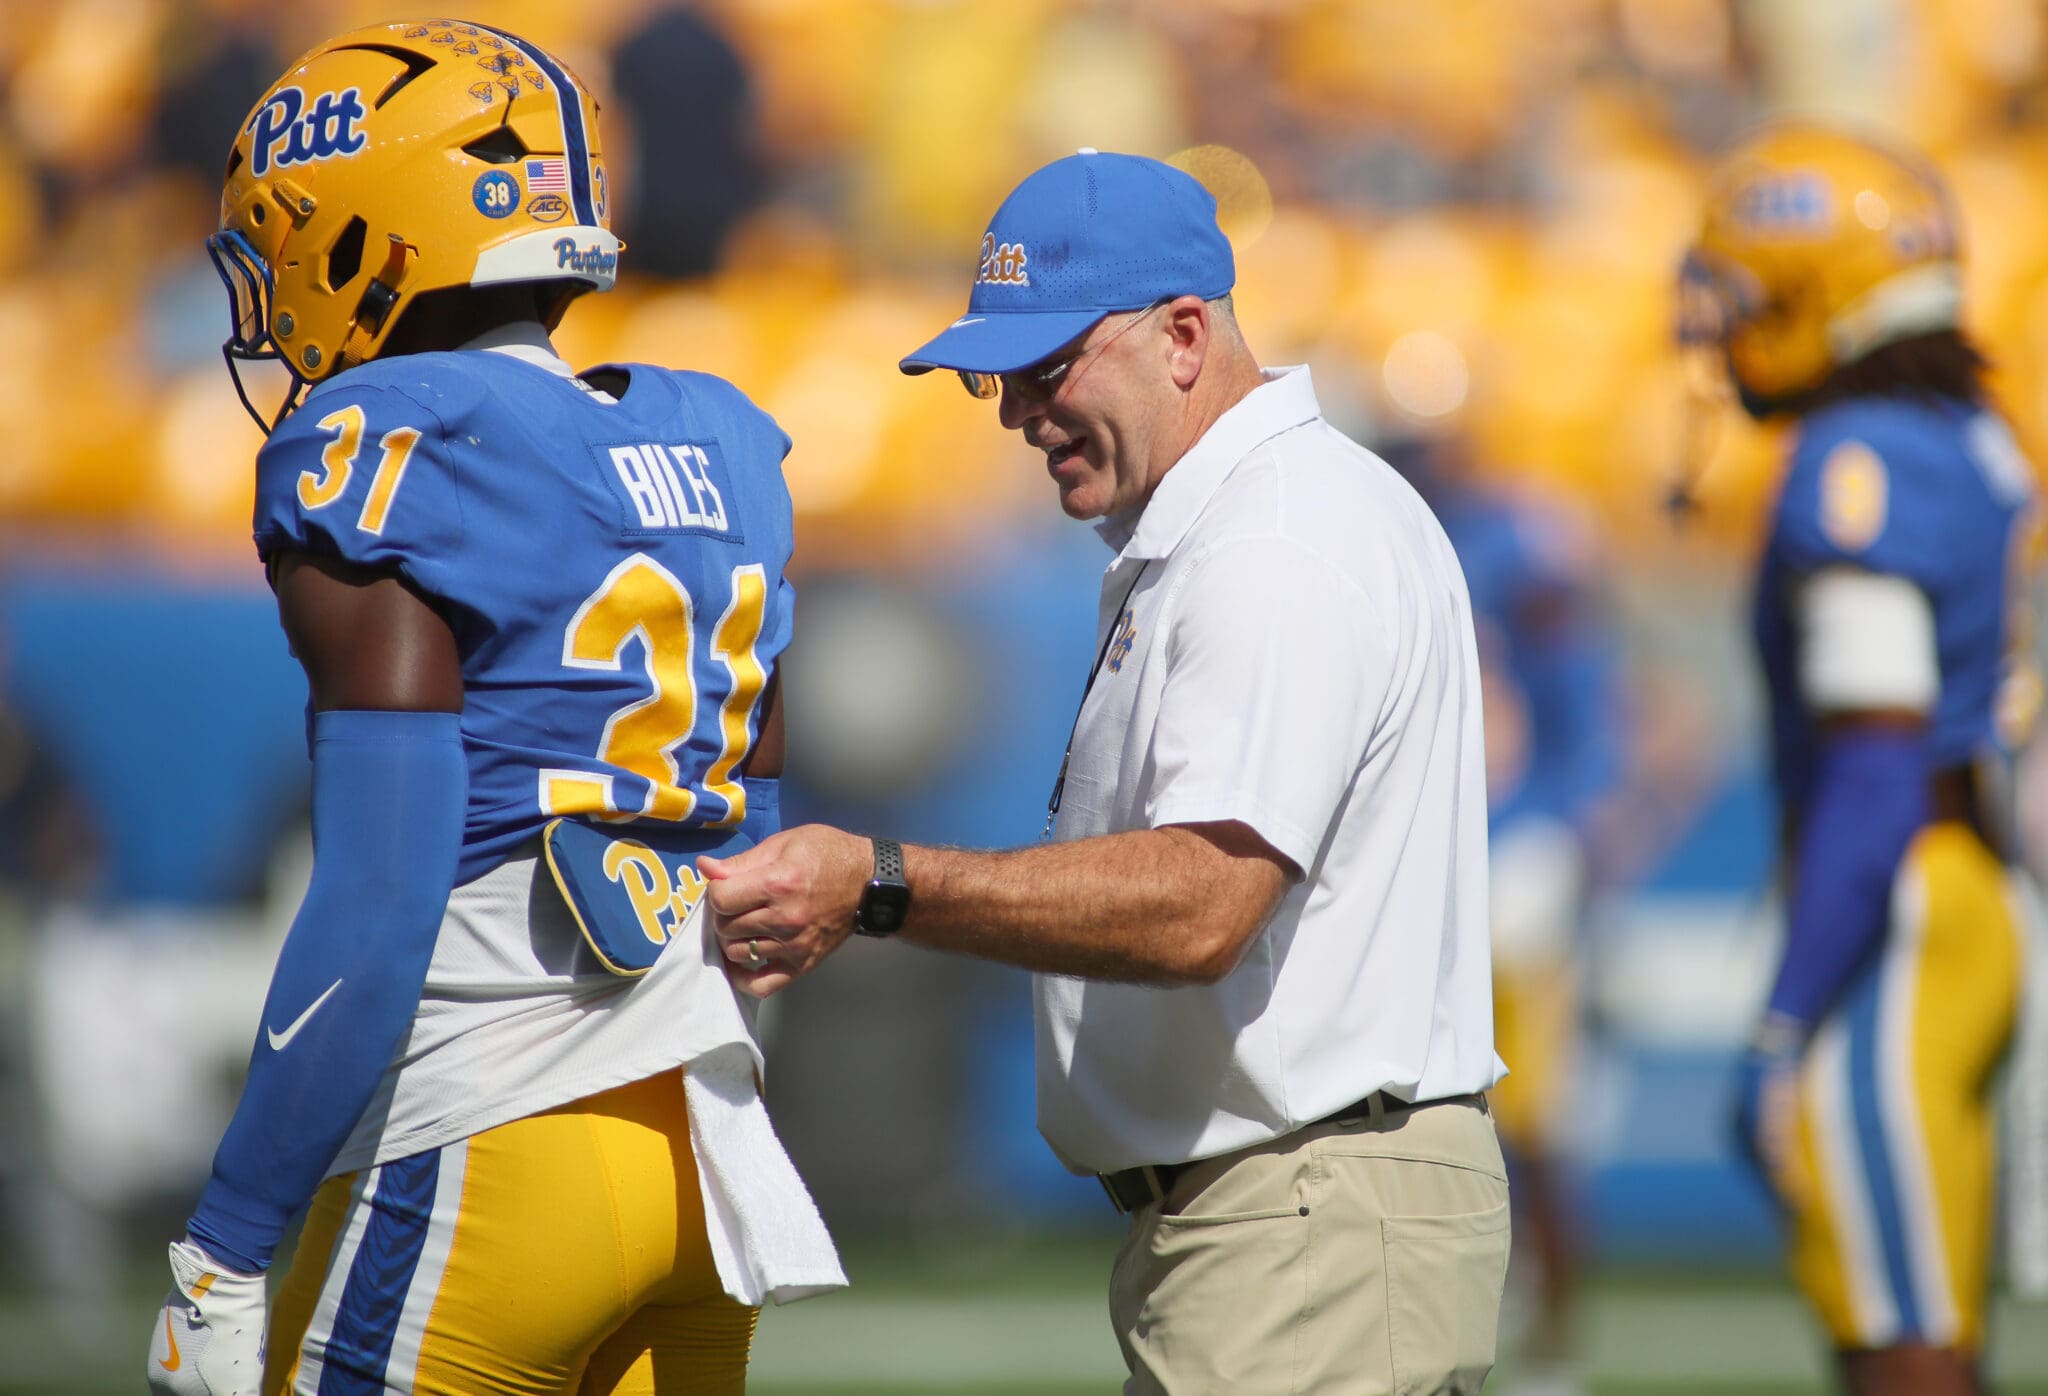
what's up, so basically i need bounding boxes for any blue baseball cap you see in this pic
[899,149,1236,376]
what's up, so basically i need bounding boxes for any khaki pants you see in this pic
[1109,1096,1510,1395]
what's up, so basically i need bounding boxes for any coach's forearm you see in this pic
[899,825,1284,985]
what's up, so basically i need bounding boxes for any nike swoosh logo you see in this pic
[267,978,343,1051]
[950,316,985,328]
[160,1313,181,1371]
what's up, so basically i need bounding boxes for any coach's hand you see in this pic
[700,824,873,998]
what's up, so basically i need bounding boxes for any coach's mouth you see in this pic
[1046,438,1087,471]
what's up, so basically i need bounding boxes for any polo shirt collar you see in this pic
[1094,366,1320,560]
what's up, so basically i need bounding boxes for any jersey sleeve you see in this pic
[1144,535,1391,873]
[1773,414,1931,584]
[252,380,464,596]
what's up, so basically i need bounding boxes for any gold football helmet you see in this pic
[208,19,621,430]
[1680,121,1962,412]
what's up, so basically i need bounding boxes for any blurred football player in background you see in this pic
[1682,122,2037,1396]
[147,20,839,1396]
[1390,432,1623,1396]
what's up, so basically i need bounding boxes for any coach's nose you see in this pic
[998,379,1044,432]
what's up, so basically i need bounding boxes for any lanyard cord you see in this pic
[1044,560,1149,838]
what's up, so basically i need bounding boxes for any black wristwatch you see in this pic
[853,837,911,938]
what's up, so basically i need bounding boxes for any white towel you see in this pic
[684,1045,848,1305]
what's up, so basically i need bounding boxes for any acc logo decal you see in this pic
[1819,440,1888,552]
[555,237,618,276]
[246,86,368,178]
[473,170,518,219]
[1107,608,1137,673]
[976,232,1030,286]
[526,194,569,223]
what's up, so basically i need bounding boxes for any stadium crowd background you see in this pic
[2,0,2048,1390]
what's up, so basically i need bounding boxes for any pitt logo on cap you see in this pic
[247,86,368,178]
[977,233,1030,287]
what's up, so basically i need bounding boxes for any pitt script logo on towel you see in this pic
[977,233,1030,286]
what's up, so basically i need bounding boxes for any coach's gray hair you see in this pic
[1205,294,1247,347]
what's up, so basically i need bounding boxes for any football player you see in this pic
[147,21,841,1396]
[1683,123,2035,1396]
[1392,434,1621,1396]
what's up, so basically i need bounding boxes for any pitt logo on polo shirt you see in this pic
[977,233,1030,286]
[607,442,732,534]
[1108,608,1138,673]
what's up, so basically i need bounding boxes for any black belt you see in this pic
[1097,1091,1487,1215]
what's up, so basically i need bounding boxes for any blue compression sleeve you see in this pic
[1765,726,1929,1030]
[187,709,465,1272]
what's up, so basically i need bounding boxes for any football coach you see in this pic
[701,150,1511,1394]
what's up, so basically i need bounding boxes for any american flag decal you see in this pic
[524,158,569,193]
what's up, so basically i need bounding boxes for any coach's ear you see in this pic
[1164,296,1209,390]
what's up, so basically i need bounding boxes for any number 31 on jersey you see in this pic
[539,556,768,828]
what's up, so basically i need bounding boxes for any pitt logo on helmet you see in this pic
[1730,173,1833,235]
[246,87,368,178]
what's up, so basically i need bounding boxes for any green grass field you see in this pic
[22,1234,2048,1393]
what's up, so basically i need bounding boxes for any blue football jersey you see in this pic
[252,349,795,883]
[1435,490,1621,833]
[1754,394,2036,808]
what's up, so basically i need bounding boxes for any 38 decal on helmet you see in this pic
[207,18,622,431]
[1679,122,1962,412]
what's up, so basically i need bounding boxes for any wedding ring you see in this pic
[741,937,768,970]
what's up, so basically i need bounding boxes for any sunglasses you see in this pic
[956,301,1166,402]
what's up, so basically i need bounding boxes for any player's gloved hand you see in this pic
[146,1237,267,1396]
[1732,1011,1809,1205]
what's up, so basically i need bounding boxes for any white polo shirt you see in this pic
[1034,366,1504,1175]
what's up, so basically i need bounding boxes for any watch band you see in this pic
[874,837,904,882]
[854,837,911,938]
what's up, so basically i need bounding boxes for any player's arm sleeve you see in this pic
[1521,590,1626,828]
[183,711,466,1273]
[737,578,795,847]
[1144,536,1390,874]
[1763,566,1936,1031]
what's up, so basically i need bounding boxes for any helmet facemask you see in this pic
[207,227,308,435]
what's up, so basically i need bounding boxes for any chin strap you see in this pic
[338,235,418,373]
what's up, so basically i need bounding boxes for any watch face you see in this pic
[858,880,911,936]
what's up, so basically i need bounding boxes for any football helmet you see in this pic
[1679,121,1962,412]
[208,19,621,431]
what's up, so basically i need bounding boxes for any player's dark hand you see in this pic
[699,824,870,998]
[1731,1012,1808,1208]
